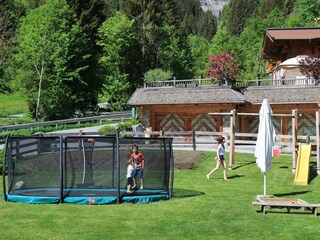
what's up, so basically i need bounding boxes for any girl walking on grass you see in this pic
[206,136,228,180]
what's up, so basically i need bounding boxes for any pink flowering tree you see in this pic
[207,52,239,86]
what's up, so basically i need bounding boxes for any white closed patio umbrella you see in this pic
[255,99,276,196]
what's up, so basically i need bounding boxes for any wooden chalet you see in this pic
[263,27,320,72]
[128,27,320,136]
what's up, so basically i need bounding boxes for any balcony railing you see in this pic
[236,77,316,88]
[144,77,317,88]
[144,77,216,88]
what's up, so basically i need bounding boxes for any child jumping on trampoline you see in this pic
[206,136,228,180]
[130,144,145,189]
[126,159,134,193]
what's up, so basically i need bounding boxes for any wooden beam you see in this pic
[316,110,320,175]
[292,109,298,173]
[229,109,236,169]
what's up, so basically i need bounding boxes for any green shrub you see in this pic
[99,119,140,136]
[99,125,117,135]
[145,68,173,81]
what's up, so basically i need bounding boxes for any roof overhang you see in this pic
[262,27,320,59]
[128,86,247,106]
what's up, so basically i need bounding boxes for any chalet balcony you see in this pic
[144,77,317,89]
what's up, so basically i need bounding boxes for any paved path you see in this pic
[50,125,110,135]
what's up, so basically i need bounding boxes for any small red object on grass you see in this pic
[273,149,281,157]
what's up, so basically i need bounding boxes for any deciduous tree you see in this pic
[97,12,135,111]
[13,0,98,120]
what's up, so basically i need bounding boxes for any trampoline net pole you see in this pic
[169,138,174,199]
[2,136,8,201]
[59,136,64,203]
[116,130,120,203]
[81,138,95,186]
[82,139,86,184]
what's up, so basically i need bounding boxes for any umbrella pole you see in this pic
[264,172,267,196]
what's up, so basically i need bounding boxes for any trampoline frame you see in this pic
[2,134,174,204]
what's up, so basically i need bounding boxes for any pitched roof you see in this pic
[266,28,320,40]
[263,27,320,59]
[128,86,247,106]
[243,85,320,104]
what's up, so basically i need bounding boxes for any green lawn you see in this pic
[1,151,320,240]
[0,92,28,117]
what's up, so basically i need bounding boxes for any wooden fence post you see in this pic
[229,109,236,170]
[292,109,298,173]
[316,110,320,175]
[192,130,196,151]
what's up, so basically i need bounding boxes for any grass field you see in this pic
[1,151,320,240]
[0,92,28,117]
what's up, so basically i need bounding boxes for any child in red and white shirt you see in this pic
[130,144,145,189]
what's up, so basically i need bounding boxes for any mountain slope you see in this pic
[200,0,230,17]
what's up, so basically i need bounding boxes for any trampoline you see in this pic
[2,135,174,204]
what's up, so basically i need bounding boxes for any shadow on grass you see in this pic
[173,188,205,198]
[232,161,255,170]
[227,174,244,179]
[309,162,318,183]
[279,166,288,169]
[273,191,310,197]
[255,209,317,216]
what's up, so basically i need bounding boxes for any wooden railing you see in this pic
[115,130,311,154]
[144,77,316,88]
[144,77,221,88]
[0,111,132,133]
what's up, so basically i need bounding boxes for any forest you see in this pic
[0,0,319,120]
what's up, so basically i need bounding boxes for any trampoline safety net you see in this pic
[2,136,174,204]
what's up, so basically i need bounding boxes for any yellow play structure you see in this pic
[294,143,312,185]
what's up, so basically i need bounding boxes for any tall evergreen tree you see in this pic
[121,0,164,73]
[67,0,114,38]
[66,0,116,103]
[175,0,216,40]
[227,0,258,36]
[260,0,284,17]
[0,0,21,92]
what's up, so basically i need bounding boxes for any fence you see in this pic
[120,129,305,152]
[0,111,132,133]
[117,130,318,173]
[1,109,319,174]
[144,77,316,88]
